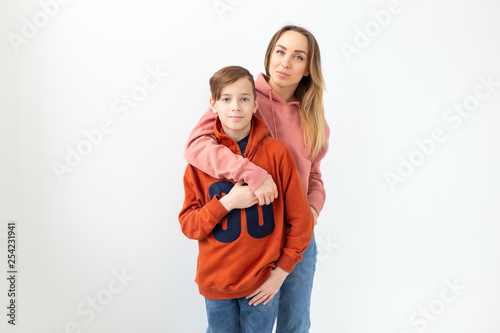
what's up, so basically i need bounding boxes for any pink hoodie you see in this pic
[184,73,330,214]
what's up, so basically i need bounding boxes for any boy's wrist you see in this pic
[218,194,232,211]
[273,266,289,279]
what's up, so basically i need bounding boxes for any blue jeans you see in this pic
[276,234,318,333]
[205,290,280,333]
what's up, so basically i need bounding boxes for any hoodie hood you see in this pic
[213,114,269,160]
[255,73,301,106]
[254,73,301,141]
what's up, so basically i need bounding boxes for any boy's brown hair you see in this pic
[209,66,256,101]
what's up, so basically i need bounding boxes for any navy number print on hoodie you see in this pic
[208,181,275,243]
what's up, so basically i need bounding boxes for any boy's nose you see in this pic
[231,102,240,111]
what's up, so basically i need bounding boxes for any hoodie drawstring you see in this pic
[269,89,279,139]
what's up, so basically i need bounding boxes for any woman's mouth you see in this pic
[276,71,289,78]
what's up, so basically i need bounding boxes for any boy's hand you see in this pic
[219,181,258,211]
[253,174,278,206]
[246,266,289,306]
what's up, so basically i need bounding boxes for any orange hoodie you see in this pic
[179,115,314,300]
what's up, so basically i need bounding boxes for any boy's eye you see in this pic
[241,98,249,102]
[222,98,230,102]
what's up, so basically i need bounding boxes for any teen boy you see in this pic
[179,66,314,332]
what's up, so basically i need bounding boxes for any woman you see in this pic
[184,25,329,332]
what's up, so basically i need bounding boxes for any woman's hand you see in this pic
[253,174,278,206]
[246,266,289,306]
[310,205,319,225]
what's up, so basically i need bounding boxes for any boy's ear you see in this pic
[209,98,217,114]
[253,96,259,114]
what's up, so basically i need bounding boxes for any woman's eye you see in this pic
[276,50,284,55]
[295,55,304,61]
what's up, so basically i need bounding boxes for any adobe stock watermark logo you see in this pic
[7,0,72,54]
[51,65,169,182]
[212,0,243,20]
[385,74,499,192]
[316,234,340,262]
[399,278,467,333]
[339,0,434,64]
[55,268,134,333]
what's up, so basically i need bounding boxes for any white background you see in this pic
[1,0,500,332]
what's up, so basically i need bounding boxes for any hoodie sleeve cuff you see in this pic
[307,194,325,216]
[276,253,300,274]
[208,195,230,222]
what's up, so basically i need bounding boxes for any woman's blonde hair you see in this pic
[264,25,326,159]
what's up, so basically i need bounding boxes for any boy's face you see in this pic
[210,78,258,141]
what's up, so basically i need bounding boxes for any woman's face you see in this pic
[267,30,310,97]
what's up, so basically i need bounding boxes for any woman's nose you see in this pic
[281,57,290,68]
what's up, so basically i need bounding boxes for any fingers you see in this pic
[248,292,266,306]
[246,287,265,305]
[254,175,279,206]
[250,295,264,306]
[246,289,261,306]
[249,291,276,306]
[256,191,276,206]
[265,182,278,206]
[266,192,277,205]
[262,294,275,306]
[268,175,278,201]
[246,284,276,306]
[310,205,319,225]
[246,290,258,299]
[256,193,265,206]
[265,178,278,204]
